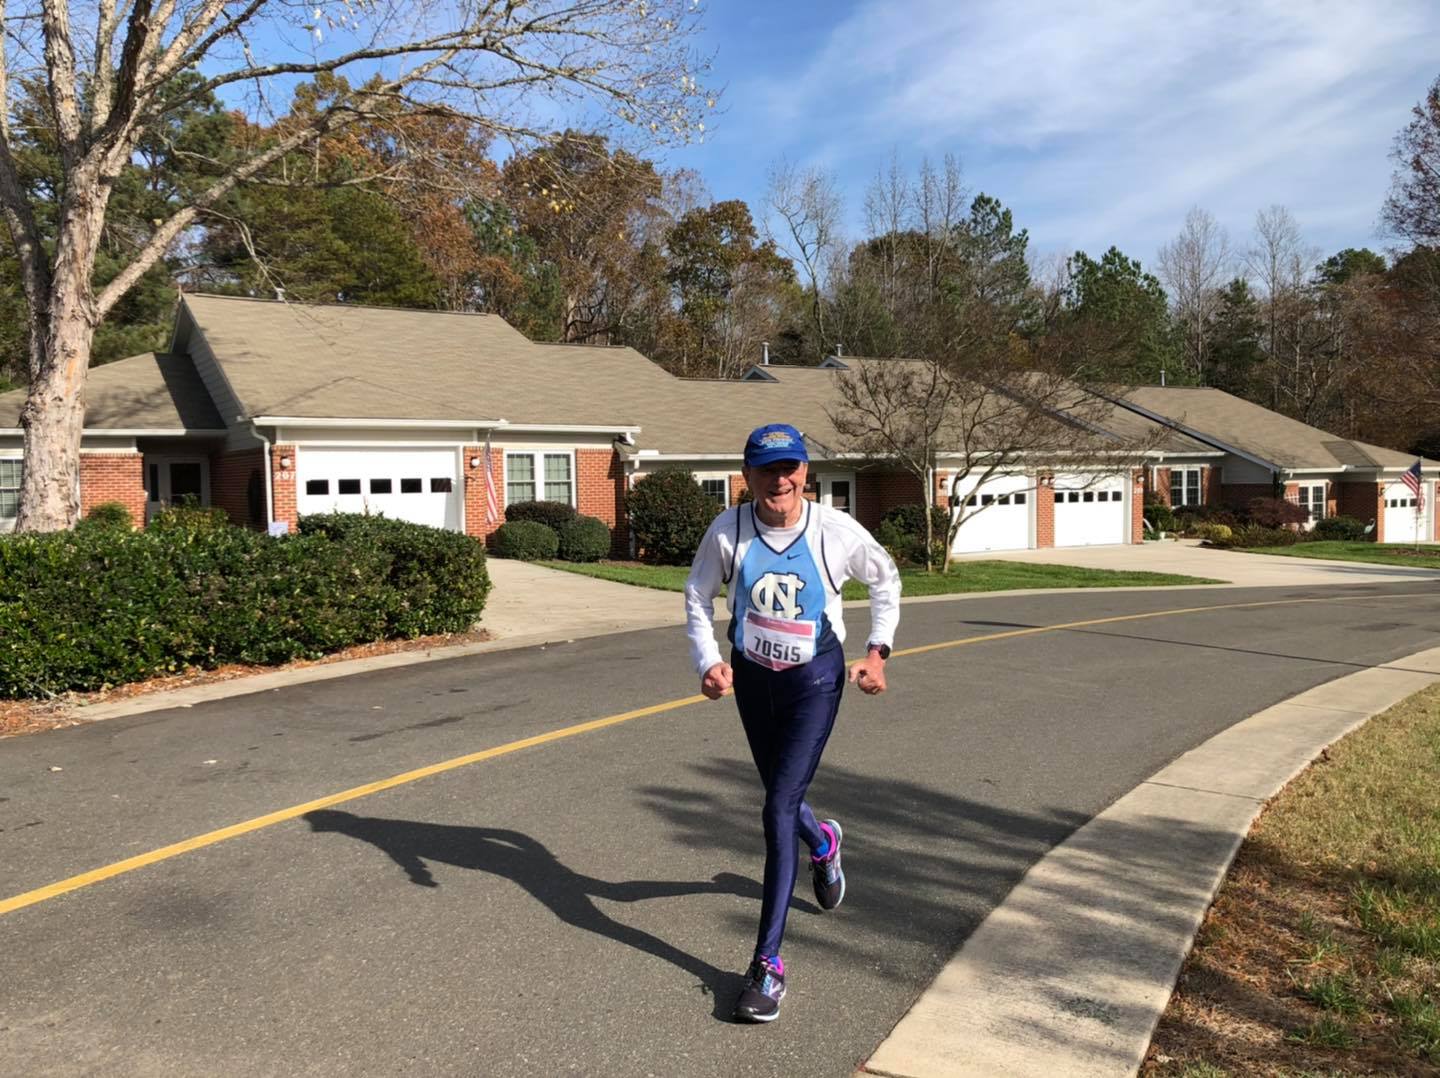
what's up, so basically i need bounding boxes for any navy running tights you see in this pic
[731,645,846,960]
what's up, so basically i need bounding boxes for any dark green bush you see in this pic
[78,501,134,531]
[1143,496,1177,534]
[1173,504,1240,535]
[0,513,490,699]
[504,500,577,530]
[493,520,559,561]
[298,513,491,637]
[1308,515,1369,542]
[626,468,721,565]
[881,503,951,541]
[557,514,611,562]
[1209,525,1299,549]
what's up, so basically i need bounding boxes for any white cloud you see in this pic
[736,0,1439,263]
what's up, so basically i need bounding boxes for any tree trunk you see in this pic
[16,188,107,533]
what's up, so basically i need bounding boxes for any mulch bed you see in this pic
[0,629,492,739]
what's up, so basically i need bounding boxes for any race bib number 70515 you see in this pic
[742,611,817,671]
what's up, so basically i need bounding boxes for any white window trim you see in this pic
[504,448,578,507]
[1169,466,1203,507]
[692,470,734,508]
[0,455,21,527]
[1296,481,1326,521]
[815,471,857,515]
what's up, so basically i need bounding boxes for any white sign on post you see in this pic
[267,521,289,538]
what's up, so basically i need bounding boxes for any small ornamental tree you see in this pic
[626,469,720,564]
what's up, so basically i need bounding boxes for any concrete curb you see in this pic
[860,645,1440,1078]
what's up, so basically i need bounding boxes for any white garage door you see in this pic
[1383,480,1429,543]
[297,448,461,531]
[1054,473,1127,547]
[950,474,1032,553]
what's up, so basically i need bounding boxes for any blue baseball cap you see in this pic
[744,423,809,467]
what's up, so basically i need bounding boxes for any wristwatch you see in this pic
[867,642,891,661]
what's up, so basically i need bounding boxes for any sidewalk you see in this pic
[969,539,1440,588]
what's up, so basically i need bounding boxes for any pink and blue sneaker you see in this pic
[810,818,845,910]
[733,955,786,1023]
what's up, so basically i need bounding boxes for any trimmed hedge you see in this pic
[1208,524,1299,548]
[1309,515,1369,541]
[557,514,611,562]
[0,513,490,699]
[493,520,559,560]
[626,468,721,565]
[505,500,577,530]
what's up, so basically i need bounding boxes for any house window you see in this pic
[1296,483,1326,522]
[1170,467,1202,507]
[699,478,728,506]
[506,451,575,505]
[0,459,20,520]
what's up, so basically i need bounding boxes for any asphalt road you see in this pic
[4,582,1440,1077]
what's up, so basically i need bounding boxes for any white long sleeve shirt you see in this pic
[684,501,902,677]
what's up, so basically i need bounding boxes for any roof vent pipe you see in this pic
[1160,367,1166,387]
[274,287,286,302]
[762,341,770,365]
[835,343,844,357]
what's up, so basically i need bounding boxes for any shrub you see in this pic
[1309,515,1369,542]
[626,468,720,565]
[146,502,232,534]
[1143,496,1176,534]
[504,499,577,530]
[1193,522,1233,542]
[557,514,611,562]
[881,503,951,542]
[1174,504,1240,535]
[78,501,135,531]
[298,513,491,637]
[0,513,490,698]
[1210,524,1299,549]
[1245,497,1308,529]
[493,520,559,561]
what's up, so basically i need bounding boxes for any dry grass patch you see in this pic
[1145,685,1440,1077]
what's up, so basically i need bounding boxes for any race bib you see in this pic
[742,611,817,671]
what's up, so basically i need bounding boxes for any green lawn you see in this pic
[538,559,1220,596]
[1239,541,1440,568]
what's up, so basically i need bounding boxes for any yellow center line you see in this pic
[3,589,1435,919]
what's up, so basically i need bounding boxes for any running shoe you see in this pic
[733,956,786,1023]
[810,818,845,910]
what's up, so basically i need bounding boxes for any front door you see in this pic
[817,474,854,515]
[145,457,210,520]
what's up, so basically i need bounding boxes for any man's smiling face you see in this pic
[744,459,808,525]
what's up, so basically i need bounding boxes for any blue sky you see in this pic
[660,0,1440,273]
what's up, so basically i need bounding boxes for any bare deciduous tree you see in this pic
[764,158,841,349]
[2,0,709,530]
[828,355,1160,573]
[1158,206,1231,384]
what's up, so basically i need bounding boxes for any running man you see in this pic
[684,423,902,1023]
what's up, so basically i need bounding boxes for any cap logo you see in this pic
[760,431,795,449]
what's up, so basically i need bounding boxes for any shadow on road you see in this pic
[303,809,762,1020]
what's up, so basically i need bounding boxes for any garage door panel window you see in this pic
[1169,467,1202,507]
[306,479,329,496]
[430,477,453,493]
[370,478,392,494]
[401,478,422,494]
[338,479,361,495]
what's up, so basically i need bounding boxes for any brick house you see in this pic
[1,294,1434,551]
[1113,387,1440,543]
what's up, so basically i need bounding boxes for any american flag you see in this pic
[483,431,500,524]
[1402,459,1424,511]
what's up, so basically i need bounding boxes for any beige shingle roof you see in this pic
[0,352,224,431]
[181,294,663,427]
[1119,386,1437,471]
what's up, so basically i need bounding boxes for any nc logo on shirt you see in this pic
[751,572,805,619]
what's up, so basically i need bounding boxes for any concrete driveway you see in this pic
[967,539,1440,587]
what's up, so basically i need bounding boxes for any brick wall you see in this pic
[80,454,145,525]
[210,448,265,528]
[270,444,297,533]
[462,444,504,543]
[729,473,747,506]
[1151,468,1171,505]
[1132,470,1146,543]
[853,470,924,531]
[1337,481,1382,539]
[1036,476,1055,548]
[1203,465,1222,506]
[576,448,628,556]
